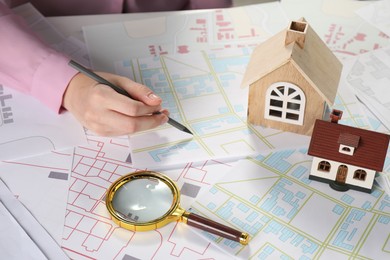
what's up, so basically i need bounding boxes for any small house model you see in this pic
[308,110,390,193]
[240,18,342,135]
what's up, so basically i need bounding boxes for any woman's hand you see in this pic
[62,72,169,136]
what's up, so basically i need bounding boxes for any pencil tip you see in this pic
[167,117,193,135]
[183,127,193,135]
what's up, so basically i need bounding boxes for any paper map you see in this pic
[0,86,85,161]
[343,45,390,131]
[115,47,380,168]
[192,148,390,259]
[281,0,390,59]
[83,2,289,72]
[2,1,390,259]
[356,0,390,39]
[61,142,235,259]
[83,0,390,169]
[0,150,73,244]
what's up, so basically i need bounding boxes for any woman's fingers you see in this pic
[85,108,169,136]
[62,71,170,136]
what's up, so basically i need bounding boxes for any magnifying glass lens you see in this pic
[111,178,174,223]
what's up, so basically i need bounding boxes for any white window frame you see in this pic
[264,82,306,125]
[339,145,355,156]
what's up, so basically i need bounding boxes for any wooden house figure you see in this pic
[240,18,342,135]
[308,110,390,193]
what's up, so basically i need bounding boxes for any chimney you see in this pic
[330,109,343,124]
[285,20,307,49]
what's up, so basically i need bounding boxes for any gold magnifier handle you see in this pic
[182,212,249,245]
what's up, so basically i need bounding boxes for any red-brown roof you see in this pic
[308,120,390,171]
[338,133,360,148]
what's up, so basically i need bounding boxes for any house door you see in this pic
[336,165,348,183]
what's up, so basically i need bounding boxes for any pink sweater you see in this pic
[0,0,231,112]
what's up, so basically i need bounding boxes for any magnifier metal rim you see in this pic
[106,170,182,231]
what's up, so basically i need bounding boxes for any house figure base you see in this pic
[309,175,373,193]
[329,181,350,192]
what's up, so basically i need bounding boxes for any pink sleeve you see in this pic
[0,3,78,112]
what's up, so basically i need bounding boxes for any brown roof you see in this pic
[241,19,342,105]
[308,120,390,171]
[338,133,360,147]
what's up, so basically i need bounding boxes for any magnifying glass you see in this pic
[106,170,249,245]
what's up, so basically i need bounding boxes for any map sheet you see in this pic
[83,2,289,72]
[0,179,68,260]
[115,47,382,168]
[0,150,73,244]
[3,2,390,259]
[0,87,85,161]
[191,148,390,259]
[61,142,237,259]
[343,45,390,131]
[281,0,390,59]
[356,0,390,39]
[82,0,390,168]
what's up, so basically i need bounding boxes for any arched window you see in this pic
[264,82,306,125]
[353,169,367,181]
[342,147,351,152]
[318,161,331,172]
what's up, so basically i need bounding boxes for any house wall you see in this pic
[247,61,325,135]
[309,157,376,190]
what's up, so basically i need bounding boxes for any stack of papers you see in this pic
[342,46,390,131]
[0,179,68,259]
[350,1,390,131]
[1,0,390,259]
